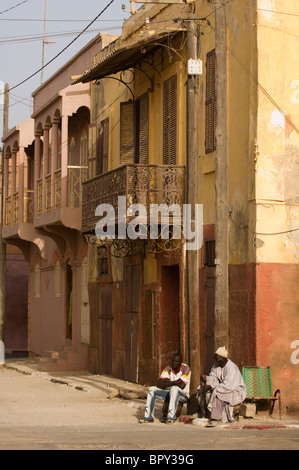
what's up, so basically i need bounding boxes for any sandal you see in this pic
[139,418,154,424]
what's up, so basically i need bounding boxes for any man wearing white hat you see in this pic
[197,346,246,425]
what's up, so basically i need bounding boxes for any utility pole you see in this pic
[0,83,9,342]
[186,14,200,411]
[214,5,229,349]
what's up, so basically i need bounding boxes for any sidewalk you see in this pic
[3,357,148,400]
[3,357,299,430]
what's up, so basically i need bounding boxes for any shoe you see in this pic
[165,419,176,424]
[139,418,154,424]
[206,419,219,427]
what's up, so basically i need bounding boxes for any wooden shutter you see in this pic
[137,94,149,165]
[163,75,177,165]
[88,123,98,179]
[120,101,136,164]
[99,118,109,174]
[205,50,216,154]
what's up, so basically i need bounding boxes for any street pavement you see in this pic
[0,358,298,451]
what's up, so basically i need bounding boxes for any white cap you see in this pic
[215,346,228,358]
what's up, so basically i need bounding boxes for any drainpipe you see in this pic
[186,15,200,410]
[214,6,229,348]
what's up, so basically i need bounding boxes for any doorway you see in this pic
[160,265,180,367]
[203,239,216,373]
[99,285,113,375]
[125,265,140,383]
[65,265,73,341]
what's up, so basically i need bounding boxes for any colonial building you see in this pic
[2,33,117,371]
[1,121,32,355]
[73,0,299,415]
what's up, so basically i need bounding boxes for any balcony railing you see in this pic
[5,196,11,227]
[24,190,34,223]
[81,164,186,234]
[4,191,34,226]
[67,165,88,208]
[46,174,52,212]
[54,169,61,209]
[37,178,43,215]
[13,192,19,225]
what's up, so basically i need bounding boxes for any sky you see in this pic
[0,0,134,134]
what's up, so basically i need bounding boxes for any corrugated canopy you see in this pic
[71,32,183,85]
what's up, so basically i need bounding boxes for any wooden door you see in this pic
[160,265,180,366]
[125,265,140,382]
[99,286,113,375]
[204,267,216,373]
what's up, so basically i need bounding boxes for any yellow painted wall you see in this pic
[90,0,298,267]
[256,0,299,263]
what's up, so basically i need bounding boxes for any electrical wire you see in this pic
[7,0,116,93]
[204,19,299,136]
[0,0,29,16]
[0,27,121,46]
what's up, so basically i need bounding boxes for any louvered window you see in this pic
[100,118,109,174]
[138,94,149,164]
[120,94,149,165]
[88,123,98,179]
[163,75,177,165]
[120,101,136,164]
[205,50,216,154]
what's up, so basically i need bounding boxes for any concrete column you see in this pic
[51,119,59,209]
[214,5,229,349]
[18,147,25,224]
[186,14,200,411]
[43,125,50,213]
[52,119,59,173]
[34,132,41,217]
[3,155,10,226]
[3,156,9,203]
[60,115,69,207]
[11,151,17,195]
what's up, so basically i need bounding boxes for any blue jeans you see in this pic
[144,386,188,422]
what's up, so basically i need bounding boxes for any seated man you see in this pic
[140,353,191,424]
[197,346,246,425]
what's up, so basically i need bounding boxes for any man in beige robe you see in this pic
[198,347,246,425]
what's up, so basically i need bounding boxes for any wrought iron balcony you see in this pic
[81,164,186,234]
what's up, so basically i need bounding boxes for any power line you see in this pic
[7,0,116,93]
[0,17,123,23]
[205,19,299,136]
[0,27,121,46]
[0,0,29,16]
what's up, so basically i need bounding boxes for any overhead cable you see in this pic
[7,0,116,93]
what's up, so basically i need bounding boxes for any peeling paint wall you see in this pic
[255,0,299,414]
[256,0,299,263]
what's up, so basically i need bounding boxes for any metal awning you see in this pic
[71,31,183,85]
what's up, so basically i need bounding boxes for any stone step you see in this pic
[37,345,89,372]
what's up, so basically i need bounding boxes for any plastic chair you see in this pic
[242,366,282,419]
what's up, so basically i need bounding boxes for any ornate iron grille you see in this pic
[82,164,186,234]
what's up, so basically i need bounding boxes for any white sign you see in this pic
[188,59,203,76]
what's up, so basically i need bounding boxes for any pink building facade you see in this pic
[2,33,117,370]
